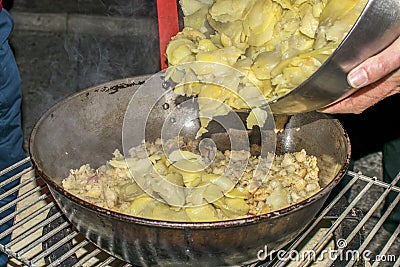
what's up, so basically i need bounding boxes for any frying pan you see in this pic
[30,75,351,266]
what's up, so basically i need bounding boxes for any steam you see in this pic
[19,1,162,150]
[107,0,157,18]
[62,0,160,90]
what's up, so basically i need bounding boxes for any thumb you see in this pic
[347,36,400,88]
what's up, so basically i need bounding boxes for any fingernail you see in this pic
[347,68,368,88]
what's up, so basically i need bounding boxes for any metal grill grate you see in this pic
[1,158,399,267]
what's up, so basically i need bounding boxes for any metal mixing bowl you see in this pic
[269,0,400,114]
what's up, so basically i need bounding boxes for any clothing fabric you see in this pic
[0,8,28,267]
[382,137,400,232]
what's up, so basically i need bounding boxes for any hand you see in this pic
[320,36,400,114]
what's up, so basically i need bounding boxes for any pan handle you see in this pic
[157,0,180,70]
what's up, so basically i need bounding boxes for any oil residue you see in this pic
[94,80,145,95]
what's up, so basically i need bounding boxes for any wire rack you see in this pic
[1,158,399,267]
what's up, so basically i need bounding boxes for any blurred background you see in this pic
[5,0,400,181]
[6,0,161,149]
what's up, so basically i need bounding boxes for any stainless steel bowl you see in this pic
[269,0,400,114]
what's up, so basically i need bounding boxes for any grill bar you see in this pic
[394,255,400,267]
[323,173,400,266]
[29,223,75,264]
[0,178,44,215]
[0,192,51,235]
[346,192,400,267]
[0,167,34,201]
[1,160,399,267]
[45,239,89,267]
[6,212,62,248]
[95,256,118,267]
[0,157,30,176]
[273,173,360,267]
[354,171,400,192]
[72,248,102,267]
[0,202,55,240]
[14,204,58,257]
[372,225,399,267]
[301,176,376,262]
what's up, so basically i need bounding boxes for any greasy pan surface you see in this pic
[30,75,351,266]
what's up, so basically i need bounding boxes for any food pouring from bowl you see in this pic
[165,0,400,115]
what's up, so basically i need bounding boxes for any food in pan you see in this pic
[165,0,367,134]
[62,137,320,222]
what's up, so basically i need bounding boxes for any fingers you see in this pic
[320,69,400,114]
[347,36,400,88]
[319,36,400,114]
